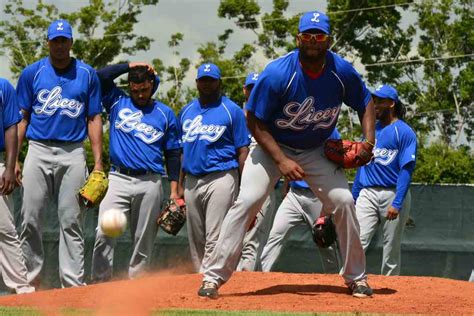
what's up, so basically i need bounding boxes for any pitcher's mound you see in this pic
[0,271,472,315]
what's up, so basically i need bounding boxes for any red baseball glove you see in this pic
[324,139,373,169]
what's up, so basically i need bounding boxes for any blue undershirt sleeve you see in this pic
[164,149,182,182]
[97,63,130,95]
[352,169,363,203]
[392,161,415,211]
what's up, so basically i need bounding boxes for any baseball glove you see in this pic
[324,139,374,169]
[312,215,337,248]
[79,170,109,207]
[157,198,186,236]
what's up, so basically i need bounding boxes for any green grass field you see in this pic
[0,307,415,316]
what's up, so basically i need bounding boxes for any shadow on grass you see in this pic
[223,284,397,297]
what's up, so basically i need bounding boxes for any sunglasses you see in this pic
[298,33,329,42]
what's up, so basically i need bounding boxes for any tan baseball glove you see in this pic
[324,139,374,169]
[79,170,109,207]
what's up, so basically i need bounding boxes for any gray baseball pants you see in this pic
[92,171,163,281]
[260,186,341,273]
[237,191,278,271]
[20,140,88,288]
[356,187,411,275]
[185,169,239,273]
[0,159,35,294]
[203,144,366,286]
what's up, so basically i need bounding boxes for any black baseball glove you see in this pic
[157,198,186,236]
[312,215,337,248]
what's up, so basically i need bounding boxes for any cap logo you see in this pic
[252,73,259,81]
[204,64,211,72]
[376,85,383,91]
[311,12,320,23]
[57,22,64,31]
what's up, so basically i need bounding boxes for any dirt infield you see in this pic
[0,271,472,315]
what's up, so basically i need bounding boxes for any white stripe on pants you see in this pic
[203,144,367,286]
[356,187,411,275]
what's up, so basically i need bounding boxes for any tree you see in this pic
[0,0,159,77]
[152,33,193,113]
[412,142,474,183]
[410,0,473,147]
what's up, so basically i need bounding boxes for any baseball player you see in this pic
[0,78,35,294]
[352,84,417,276]
[178,63,250,273]
[260,128,343,273]
[91,62,181,282]
[237,72,279,272]
[198,11,376,299]
[15,19,103,288]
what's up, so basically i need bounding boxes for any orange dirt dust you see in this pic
[0,272,472,315]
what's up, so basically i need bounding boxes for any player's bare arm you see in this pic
[15,109,30,185]
[87,114,103,171]
[236,146,249,176]
[247,112,305,180]
[358,98,376,146]
[1,124,19,195]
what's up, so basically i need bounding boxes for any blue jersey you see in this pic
[356,120,417,188]
[104,87,181,174]
[245,50,371,149]
[290,127,341,190]
[0,79,22,152]
[179,96,250,176]
[16,57,102,142]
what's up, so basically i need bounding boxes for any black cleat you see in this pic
[349,280,373,298]
[198,281,218,299]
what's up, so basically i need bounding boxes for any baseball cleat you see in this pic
[349,280,373,298]
[198,281,218,299]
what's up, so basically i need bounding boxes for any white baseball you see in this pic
[100,208,127,238]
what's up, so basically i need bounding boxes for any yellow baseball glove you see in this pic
[79,170,109,207]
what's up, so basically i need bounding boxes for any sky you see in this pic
[0,0,327,86]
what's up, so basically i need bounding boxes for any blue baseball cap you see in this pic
[244,72,259,87]
[197,63,221,80]
[47,19,73,40]
[372,84,399,102]
[298,11,331,34]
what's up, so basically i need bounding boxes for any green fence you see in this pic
[4,183,474,290]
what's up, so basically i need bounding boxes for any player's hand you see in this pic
[354,141,374,166]
[277,158,305,181]
[169,192,182,200]
[14,160,22,186]
[129,62,155,74]
[386,206,399,221]
[1,168,16,196]
[93,162,104,172]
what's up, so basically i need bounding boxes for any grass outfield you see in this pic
[0,307,416,316]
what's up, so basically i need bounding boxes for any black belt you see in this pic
[111,166,154,176]
[292,186,312,191]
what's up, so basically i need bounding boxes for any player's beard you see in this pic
[299,44,327,64]
[375,106,391,122]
